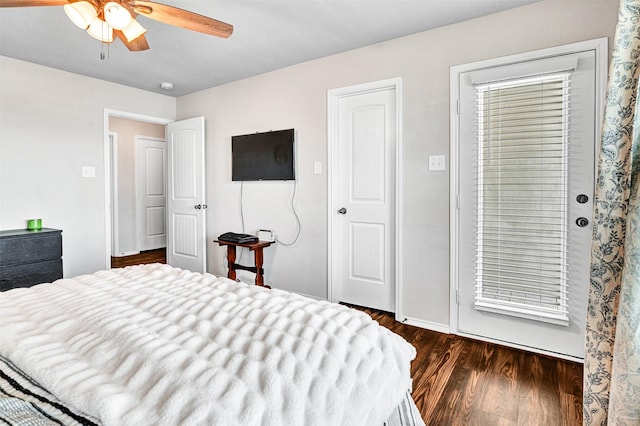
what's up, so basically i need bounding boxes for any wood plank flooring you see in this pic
[357,306,583,426]
[110,248,166,268]
[108,251,583,425]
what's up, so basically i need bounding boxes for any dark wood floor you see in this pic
[358,306,583,426]
[109,250,583,425]
[110,248,166,268]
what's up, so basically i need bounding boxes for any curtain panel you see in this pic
[584,0,640,424]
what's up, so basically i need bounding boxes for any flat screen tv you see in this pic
[231,129,295,181]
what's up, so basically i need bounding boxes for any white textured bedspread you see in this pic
[0,264,416,425]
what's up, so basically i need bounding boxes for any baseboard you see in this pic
[112,250,140,258]
[292,291,323,301]
[397,316,450,334]
[455,330,585,363]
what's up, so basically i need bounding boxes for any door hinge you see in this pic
[456,99,460,115]
[456,194,460,211]
[456,289,460,304]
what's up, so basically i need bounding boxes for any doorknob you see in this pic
[194,204,202,210]
[576,217,589,227]
[338,207,347,214]
[576,194,589,204]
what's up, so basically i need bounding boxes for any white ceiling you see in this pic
[0,0,539,97]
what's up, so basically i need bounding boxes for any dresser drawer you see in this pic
[0,259,63,291]
[0,229,62,266]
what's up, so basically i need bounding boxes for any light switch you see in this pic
[314,161,322,175]
[82,166,96,178]
[428,155,446,171]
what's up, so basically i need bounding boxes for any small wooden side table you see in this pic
[214,239,274,288]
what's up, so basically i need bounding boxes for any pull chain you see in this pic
[99,22,110,61]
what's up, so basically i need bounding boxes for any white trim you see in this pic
[293,291,323,302]
[449,37,608,358]
[395,80,404,322]
[456,331,584,363]
[327,78,403,315]
[109,132,119,257]
[112,250,140,258]
[450,37,609,77]
[103,109,172,270]
[401,317,450,335]
[450,70,461,333]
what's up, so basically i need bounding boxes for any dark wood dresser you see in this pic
[0,228,63,291]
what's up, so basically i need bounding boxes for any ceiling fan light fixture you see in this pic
[63,1,98,30]
[87,18,114,43]
[122,19,147,42]
[104,2,132,30]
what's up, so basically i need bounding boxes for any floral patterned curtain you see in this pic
[584,0,640,424]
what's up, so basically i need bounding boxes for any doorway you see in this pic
[104,110,172,269]
[327,78,403,315]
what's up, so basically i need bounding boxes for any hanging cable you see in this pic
[276,181,302,246]
[237,180,246,266]
[240,180,246,233]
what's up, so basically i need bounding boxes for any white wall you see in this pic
[109,117,165,256]
[0,0,619,327]
[177,0,618,326]
[0,57,176,277]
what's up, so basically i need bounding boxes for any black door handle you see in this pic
[338,208,347,214]
[576,217,589,227]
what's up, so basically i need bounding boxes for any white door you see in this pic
[330,82,398,312]
[453,41,605,359]
[136,137,166,252]
[167,117,207,273]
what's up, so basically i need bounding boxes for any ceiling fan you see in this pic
[0,0,233,51]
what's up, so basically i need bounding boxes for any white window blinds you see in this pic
[474,73,570,325]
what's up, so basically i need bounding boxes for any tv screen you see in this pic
[232,129,295,181]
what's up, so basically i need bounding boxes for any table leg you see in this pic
[254,248,270,288]
[227,245,237,281]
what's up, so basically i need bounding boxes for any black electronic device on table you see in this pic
[217,232,259,244]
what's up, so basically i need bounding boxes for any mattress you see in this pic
[0,264,422,425]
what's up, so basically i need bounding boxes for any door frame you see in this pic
[449,38,608,361]
[327,78,403,318]
[103,109,172,269]
[109,131,120,257]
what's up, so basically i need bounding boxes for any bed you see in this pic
[0,264,423,425]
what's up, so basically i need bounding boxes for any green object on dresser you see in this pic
[26,218,42,230]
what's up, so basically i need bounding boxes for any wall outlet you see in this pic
[428,155,446,171]
[82,166,96,178]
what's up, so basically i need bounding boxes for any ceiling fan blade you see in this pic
[0,0,67,6]
[131,1,233,38]
[114,30,150,51]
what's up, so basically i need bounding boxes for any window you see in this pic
[474,73,570,324]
